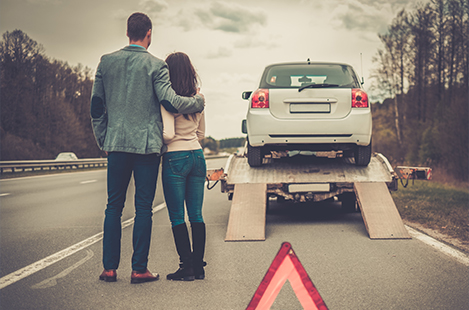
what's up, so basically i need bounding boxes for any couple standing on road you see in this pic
[90,12,207,284]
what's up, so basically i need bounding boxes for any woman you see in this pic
[161,52,206,281]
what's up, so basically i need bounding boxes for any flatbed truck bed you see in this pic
[221,153,395,202]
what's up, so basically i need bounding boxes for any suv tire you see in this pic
[354,140,372,166]
[247,143,262,167]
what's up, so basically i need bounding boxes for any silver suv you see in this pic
[242,61,372,167]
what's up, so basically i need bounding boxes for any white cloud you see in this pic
[112,9,130,21]
[140,0,168,14]
[233,36,278,49]
[331,0,425,34]
[206,1,266,33]
[26,0,62,4]
[206,46,233,59]
[171,8,199,31]
[332,0,393,34]
[171,1,267,34]
[139,0,169,24]
[217,72,257,85]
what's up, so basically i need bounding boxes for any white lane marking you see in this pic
[80,180,97,184]
[31,249,94,289]
[0,231,103,290]
[152,202,167,213]
[0,202,166,290]
[0,193,10,197]
[406,225,469,267]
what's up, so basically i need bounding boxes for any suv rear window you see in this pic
[260,63,361,89]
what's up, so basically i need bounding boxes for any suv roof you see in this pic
[265,61,352,67]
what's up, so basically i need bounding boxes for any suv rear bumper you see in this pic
[247,109,371,148]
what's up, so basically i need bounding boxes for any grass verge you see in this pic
[391,180,469,248]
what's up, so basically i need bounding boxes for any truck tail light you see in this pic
[251,89,269,108]
[352,89,369,108]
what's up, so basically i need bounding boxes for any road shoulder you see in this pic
[404,220,469,254]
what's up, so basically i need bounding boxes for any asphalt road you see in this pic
[0,157,468,309]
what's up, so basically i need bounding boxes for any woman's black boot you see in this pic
[191,222,206,280]
[167,223,195,281]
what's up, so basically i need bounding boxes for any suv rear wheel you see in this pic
[247,143,262,167]
[354,140,372,166]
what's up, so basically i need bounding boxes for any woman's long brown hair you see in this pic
[165,52,199,120]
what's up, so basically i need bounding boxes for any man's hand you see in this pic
[196,88,205,102]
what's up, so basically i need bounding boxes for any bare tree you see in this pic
[375,9,411,146]
[408,3,435,123]
[0,30,100,160]
[431,0,448,103]
[0,30,44,136]
[370,0,468,180]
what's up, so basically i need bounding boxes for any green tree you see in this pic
[200,136,219,153]
[219,137,246,149]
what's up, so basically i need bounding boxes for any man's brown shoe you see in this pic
[130,269,159,284]
[99,269,117,282]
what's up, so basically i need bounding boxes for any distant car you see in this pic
[242,61,372,167]
[55,152,78,161]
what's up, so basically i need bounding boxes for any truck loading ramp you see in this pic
[354,182,410,239]
[220,154,410,241]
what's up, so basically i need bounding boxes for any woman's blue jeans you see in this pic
[162,150,206,227]
[103,152,160,272]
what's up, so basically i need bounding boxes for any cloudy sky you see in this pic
[1,0,427,140]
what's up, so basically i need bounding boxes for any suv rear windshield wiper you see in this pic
[298,83,340,92]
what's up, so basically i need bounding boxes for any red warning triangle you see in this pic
[246,242,328,310]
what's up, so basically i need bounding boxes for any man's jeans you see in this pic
[103,152,160,272]
[162,150,206,227]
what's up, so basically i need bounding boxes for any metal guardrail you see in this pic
[0,158,107,173]
[0,154,230,174]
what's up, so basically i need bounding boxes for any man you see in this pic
[90,12,205,284]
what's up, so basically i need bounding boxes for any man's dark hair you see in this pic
[127,13,152,41]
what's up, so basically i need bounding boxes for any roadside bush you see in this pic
[419,126,442,164]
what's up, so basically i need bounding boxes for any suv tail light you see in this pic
[352,89,369,108]
[251,89,269,108]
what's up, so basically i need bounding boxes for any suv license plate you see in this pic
[290,103,330,113]
[288,183,330,193]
